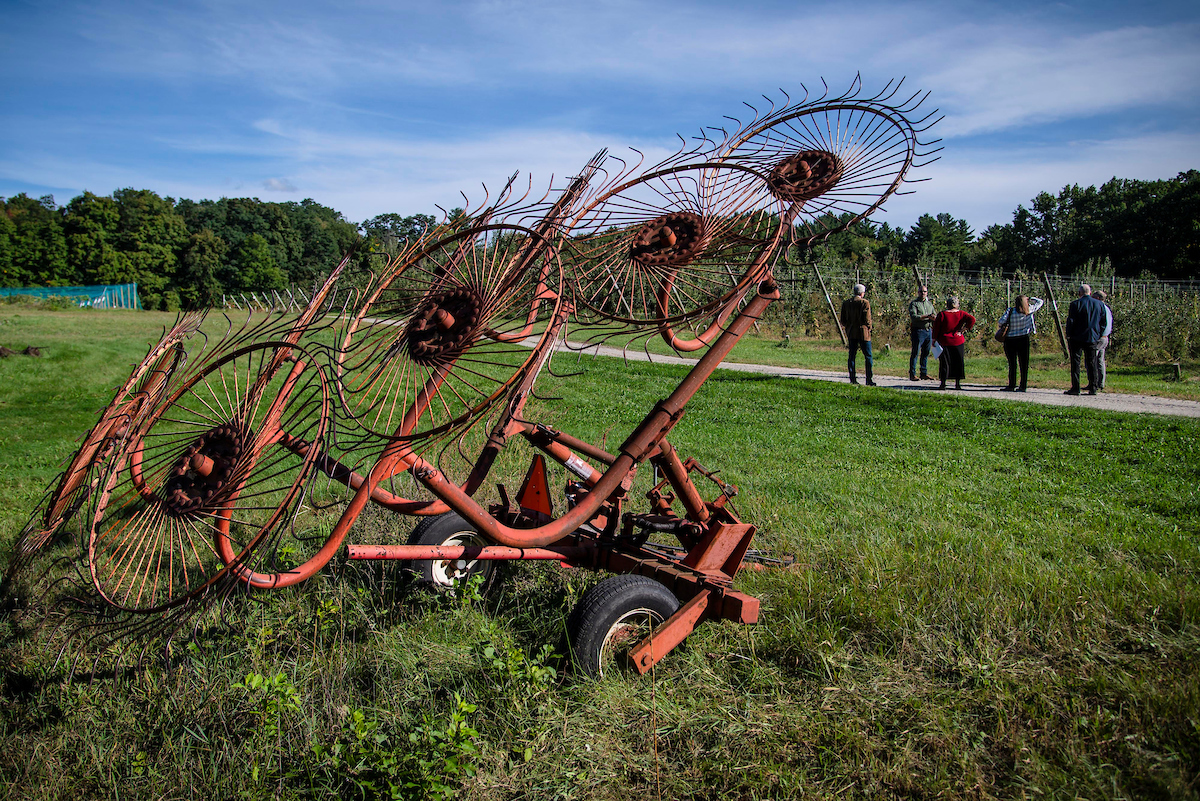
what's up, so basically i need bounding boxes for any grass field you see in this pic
[1,304,1199,800]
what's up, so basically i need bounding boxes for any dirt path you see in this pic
[555,340,1200,419]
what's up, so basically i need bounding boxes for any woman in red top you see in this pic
[932,296,976,391]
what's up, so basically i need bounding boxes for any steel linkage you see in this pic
[8,79,941,678]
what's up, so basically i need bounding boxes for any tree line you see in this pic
[810,170,1199,281]
[1,170,1196,310]
[0,190,437,311]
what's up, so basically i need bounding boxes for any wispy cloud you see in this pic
[262,177,297,192]
[908,23,1200,136]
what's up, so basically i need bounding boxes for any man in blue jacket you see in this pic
[1064,284,1106,395]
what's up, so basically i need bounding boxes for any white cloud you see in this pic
[262,177,297,192]
[897,23,1200,136]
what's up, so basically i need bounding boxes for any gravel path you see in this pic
[553,340,1200,419]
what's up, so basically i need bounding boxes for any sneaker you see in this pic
[920,374,934,380]
[1064,388,1080,395]
[1017,387,1027,392]
[1001,386,1015,392]
[909,374,918,382]
[866,381,877,386]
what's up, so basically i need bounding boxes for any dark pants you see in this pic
[1003,334,1030,389]
[848,339,873,383]
[910,328,932,377]
[939,343,966,383]
[1069,339,1099,391]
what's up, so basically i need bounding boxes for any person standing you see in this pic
[1064,284,1106,395]
[1094,289,1113,391]
[839,283,875,386]
[908,285,936,381]
[932,296,975,391]
[995,294,1044,392]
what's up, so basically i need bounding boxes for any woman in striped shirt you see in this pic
[996,295,1044,392]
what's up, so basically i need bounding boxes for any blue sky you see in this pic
[2,0,1197,234]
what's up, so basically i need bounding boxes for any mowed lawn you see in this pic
[1,304,1198,800]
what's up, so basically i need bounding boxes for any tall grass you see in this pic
[1,306,1198,799]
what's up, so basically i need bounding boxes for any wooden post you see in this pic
[911,264,924,293]
[814,263,847,345]
[1006,279,1011,305]
[1041,272,1070,359]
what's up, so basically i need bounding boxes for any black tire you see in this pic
[566,575,680,678]
[406,512,498,596]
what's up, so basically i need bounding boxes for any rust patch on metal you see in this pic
[161,422,251,516]
[767,149,844,202]
[629,211,710,267]
[405,287,483,365]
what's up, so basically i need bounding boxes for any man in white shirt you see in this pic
[1093,290,1114,391]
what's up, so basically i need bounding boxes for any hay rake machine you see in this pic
[8,79,940,677]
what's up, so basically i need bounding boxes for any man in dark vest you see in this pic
[839,283,875,386]
[1064,283,1106,395]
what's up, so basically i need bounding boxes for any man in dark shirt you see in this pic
[908,285,936,381]
[1064,283,1106,395]
[839,284,875,386]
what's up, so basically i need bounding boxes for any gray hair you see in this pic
[946,296,959,309]
[1079,283,1092,296]
[853,283,866,297]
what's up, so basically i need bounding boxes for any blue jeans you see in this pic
[910,328,932,376]
[848,339,873,383]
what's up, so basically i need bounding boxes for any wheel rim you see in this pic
[598,607,666,679]
[7,321,198,579]
[429,531,489,588]
[338,223,563,444]
[87,342,330,612]
[561,162,785,328]
[713,99,921,247]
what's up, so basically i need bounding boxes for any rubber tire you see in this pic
[566,575,680,679]
[407,512,498,596]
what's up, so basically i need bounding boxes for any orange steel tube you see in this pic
[533,436,603,486]
[233,361,456,588]
[284,437,452,514]
[346,544,595,561]
[379,279,781,549]
[522,423,616,466]
[655,439,709,523]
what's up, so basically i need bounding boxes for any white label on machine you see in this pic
[565,454,593,479]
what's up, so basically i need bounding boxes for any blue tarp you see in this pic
[0,283,142,309]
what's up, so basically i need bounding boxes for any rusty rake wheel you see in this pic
[7,317,200,576]
[560,161,786,328]
[714,95,928,247]
[86,342,331,613]
[337,222,564,443]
